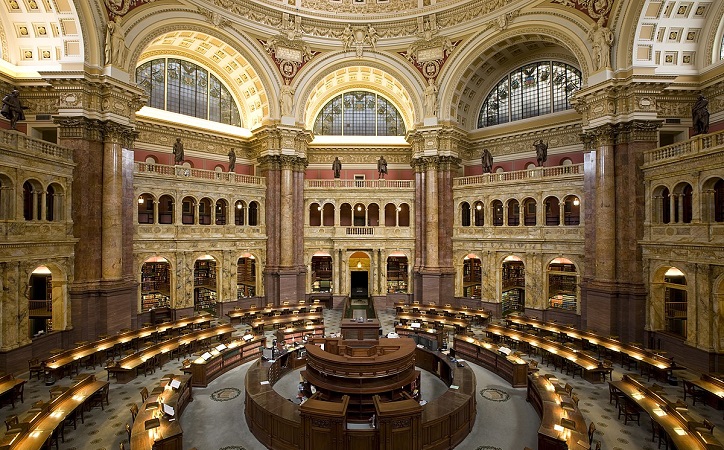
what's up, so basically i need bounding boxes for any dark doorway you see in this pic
[350,271,368,298]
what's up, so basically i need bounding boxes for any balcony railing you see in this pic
[0,129,73,161]
[306,179,413,189]
[346,227,374,235]
[135,162,265,186]
[645,130,724,165]
[454,164,583,187]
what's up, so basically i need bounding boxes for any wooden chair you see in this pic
[28,358,44,380]
[126,423,131,442]
[140,386,149,402]
[683,380,706,405]
[588,421,596,444]
[4,415,18,431]
[87,383,110,411]
[618,398,641,425]
[130,403,139,423]
[609,383,624,407]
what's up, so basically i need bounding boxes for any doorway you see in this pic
[351,271,368,298]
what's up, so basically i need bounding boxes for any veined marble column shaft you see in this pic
[425,161,439,268]
[102,139,123,280]
[594,136,616,281]
[280,161,294,267]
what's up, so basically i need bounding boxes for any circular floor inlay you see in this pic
[211,387,241,402]
[475,446,503,450]
[219,447,246,450]
[480,388,510,402]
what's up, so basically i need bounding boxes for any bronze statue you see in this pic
[692,94,709,136]
[332,156,342,178]
[173,138,184,164]
[481,149,493,174]
[228,148,236,172]
[534,139,548,167]
[1,89,27,130]
[377,156,388,179]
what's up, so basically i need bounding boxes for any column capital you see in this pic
[249,124,312,159]
[410,155,461,172]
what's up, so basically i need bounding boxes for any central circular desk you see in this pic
[244,337,476,450]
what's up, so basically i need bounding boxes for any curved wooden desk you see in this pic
[130,374,192,450]
[453,335,528,387]
[184,336,264,387]
[244,340,476,450]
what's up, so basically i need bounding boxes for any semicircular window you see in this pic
[136,58,241,127]
[313,91,405,136]
[478,61,581,128]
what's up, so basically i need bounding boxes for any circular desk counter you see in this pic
[244,342,476,450]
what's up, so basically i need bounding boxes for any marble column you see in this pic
[101,128,124,280]
[280,156,294,267]
[425,158,439,268]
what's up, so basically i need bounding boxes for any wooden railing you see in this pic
[454,163,583,187]
[134,162,265,186]
[645,129,724,165]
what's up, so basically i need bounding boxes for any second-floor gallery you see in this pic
[0,0,723,377]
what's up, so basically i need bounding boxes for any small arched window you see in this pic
[215,199,228,225]
[309,203,322,226]
[715,179,724,222]
[248,201,259,226]
[159,195,174,224]
[461,202,471,227]
[507,199,520,226]
[398,203,410,227]
[138,193,155,224]
[474,201,484,226]
[491,200,503,226]
[313,91,405,136]
[234,201,246,226]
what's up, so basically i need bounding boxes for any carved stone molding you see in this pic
[54,116,104,142]
[580,123,616,149]
[616,120,662,144]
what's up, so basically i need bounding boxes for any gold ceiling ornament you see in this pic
[260,15,318,84]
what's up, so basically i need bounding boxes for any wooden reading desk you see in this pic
[394,302,489,324]
[685,374,724,408]
[109,323,234,383]
[0,374,25,409]
[227,303,323,325]
[44,314,213,378]
[527,373,590,450]
[0,374,108,450]
[610,374,723,450]
[130,374,192,450]
[184,335,265,387]
[485,323,608,383]
[396,312,470,333]
[454,335,528,387]
[249,312,323,331]
[506,315,673,377]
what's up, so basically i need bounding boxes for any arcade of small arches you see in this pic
[459,195,581,227]
[308,202,411,227]
[136,193,260,226]
[651,177,724,224]
[0,176,68,222]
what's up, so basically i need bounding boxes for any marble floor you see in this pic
[1,306,723,450]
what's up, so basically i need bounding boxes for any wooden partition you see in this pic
[527,373,589,450]
[453,335,528,387]
[184,336,264,387]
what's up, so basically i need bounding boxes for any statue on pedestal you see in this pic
[481,149,493,174]
[692,94,710,136]
[332,157,342,178]
[228,148,236,172]
[173,138,184,165]
[534,139,548,167]
[1,89,27,130]
[377,156,388,179]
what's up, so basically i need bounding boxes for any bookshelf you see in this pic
[547,260,578,311]
[195,287,217,312]
[311,257,332,293]
[194,259,217,311]
[501,260,525,315]
[463,257,481,298]
[237,258,256,299]
[141,262,171,312]
[386,257,408,293]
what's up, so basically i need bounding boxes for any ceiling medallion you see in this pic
[341,24,379,58]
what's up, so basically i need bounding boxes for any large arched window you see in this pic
[313,91,405,136]
[478,61,582,128]
[136,58,241,126]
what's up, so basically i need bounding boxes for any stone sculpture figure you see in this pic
[588,17,614,70]
[692,94,710,136]
[481,149,493,174]
[173,138,184,164]
[228,149,236,172]
[534,139,548,167]
[332,156,342,178]
[1,88,27,130]
[105,17,126,65]
[377,156,388,179]
[424,79,438,117]
[280,84,294,117]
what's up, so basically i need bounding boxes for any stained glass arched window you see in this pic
[478,61,581,128]
[313,91,405,136]
[136,58,241,127]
